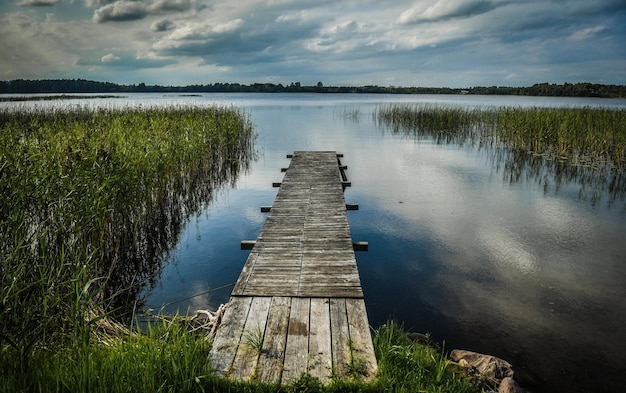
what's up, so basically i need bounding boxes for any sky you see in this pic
[1,0,625,88]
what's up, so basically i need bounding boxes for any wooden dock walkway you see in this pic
[209,151,377,384]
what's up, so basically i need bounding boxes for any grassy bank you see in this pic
[1,318,486,393]
[0,105,254,380]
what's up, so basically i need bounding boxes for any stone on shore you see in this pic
[498,377,526,393]
[450,349,515,381]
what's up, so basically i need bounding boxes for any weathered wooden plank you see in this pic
[282,297,311,384]
[232,254,258,295]
[230,297,272,380]
[346,298,378,380]
[330,298,350,378]
[209,296,253,376]
[256,297,292,383]
[308,298,332,384]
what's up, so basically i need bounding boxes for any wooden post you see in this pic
[241,240,256,250]
[352,242,368,251]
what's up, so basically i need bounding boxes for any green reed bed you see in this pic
[0,105,254,382]
[498,106,626,167]
[376,104,626,167]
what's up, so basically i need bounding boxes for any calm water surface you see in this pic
[5,93,625,392]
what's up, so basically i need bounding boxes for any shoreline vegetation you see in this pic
[0,105,256,392]
[1,79,625,98]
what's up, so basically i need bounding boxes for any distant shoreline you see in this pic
[0,94,123,102]
[2,79,625,98]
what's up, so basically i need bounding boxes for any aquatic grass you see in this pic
[376,104,626,204]
[375,104,626,165]
[0,104,254,367]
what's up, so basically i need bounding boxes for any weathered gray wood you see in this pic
[346,298,378,379]
[230,297,272,380]
[209,296,252,377]
[308,298,332,384]
[282,297,311,383]
[330,298,351,378]
[256,297,292,383]
[232,151,364,298]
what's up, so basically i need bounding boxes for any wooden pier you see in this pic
[209,151,377,384]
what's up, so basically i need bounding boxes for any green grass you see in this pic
[0,104,255,375]
[0,318,486,393]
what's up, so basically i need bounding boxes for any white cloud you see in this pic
[101,53,121,62]
[568,26,606,41]
[93,1,149,23]
[398,0,498,24]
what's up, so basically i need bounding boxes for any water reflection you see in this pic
[106,136,255,319]
[376,112,626,207]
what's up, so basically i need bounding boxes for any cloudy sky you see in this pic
[1,0,625,87]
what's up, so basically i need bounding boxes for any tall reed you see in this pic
[0,105,254,363]
[376,104,626,203]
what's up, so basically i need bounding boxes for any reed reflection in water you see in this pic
[106,142,256,317]
[375,104,626,206]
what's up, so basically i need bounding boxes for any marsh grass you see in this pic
[376,104,626,165]
[0,104,254,375]
[376,104,626,203]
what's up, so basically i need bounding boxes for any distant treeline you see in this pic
[1,79,625,98]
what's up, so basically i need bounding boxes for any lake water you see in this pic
[5,93,626,392]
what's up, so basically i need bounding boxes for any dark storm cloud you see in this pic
[151,19,175,32]
[17,0,60,7]
[92,0,194,23]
